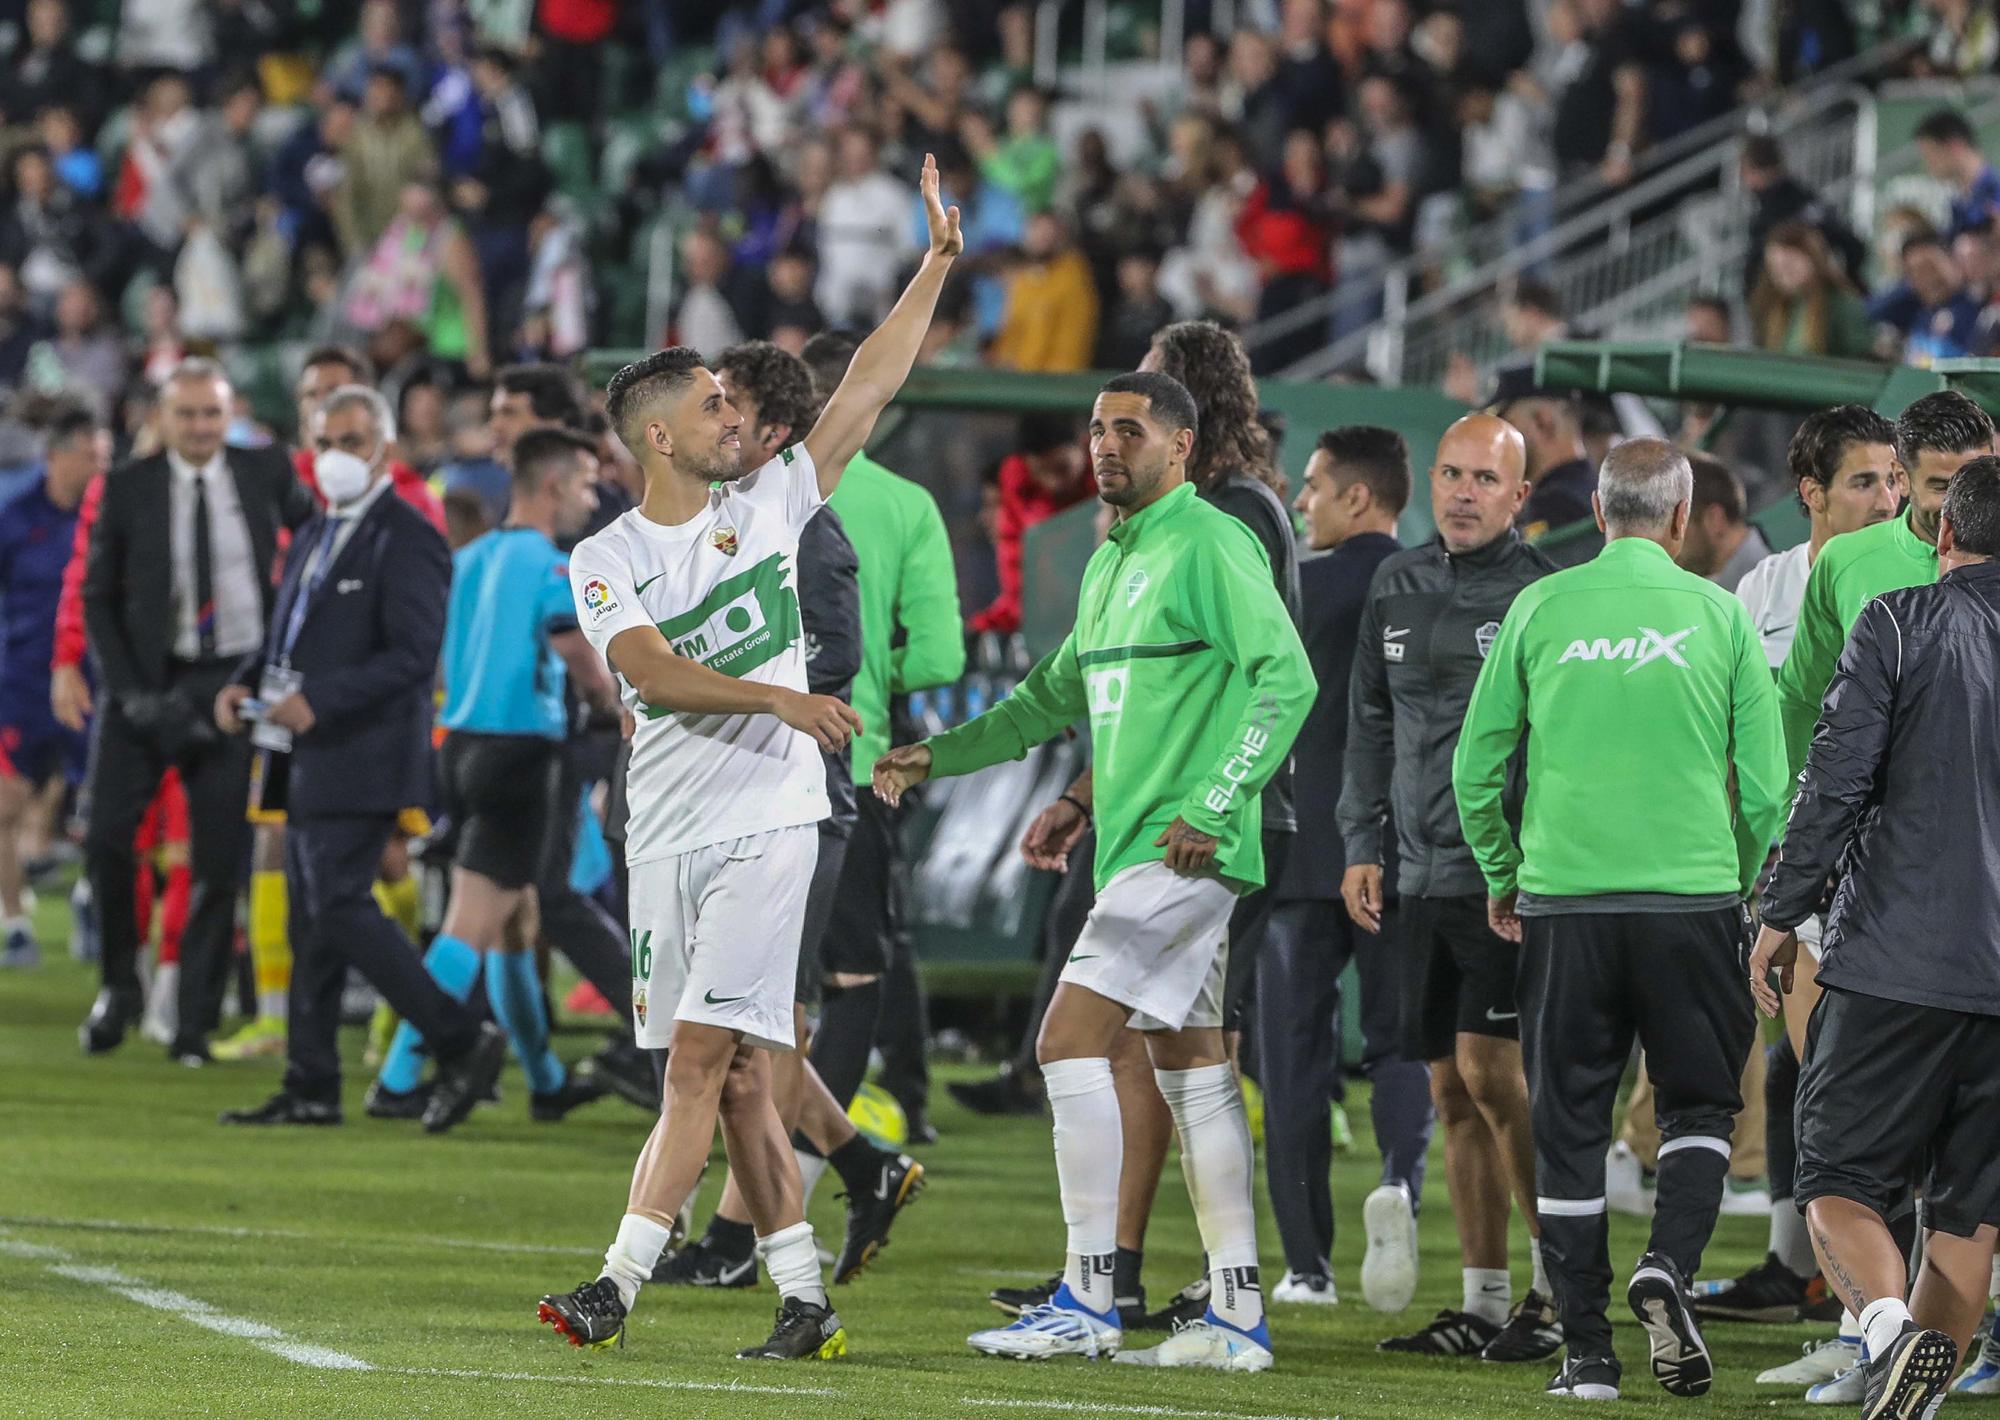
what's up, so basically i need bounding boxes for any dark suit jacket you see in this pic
[234,486,450,820]
[83,444,314,698]
[1278,531,1401,903]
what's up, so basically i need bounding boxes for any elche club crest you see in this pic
[1475,620,1500,658]
[711,525,739,556]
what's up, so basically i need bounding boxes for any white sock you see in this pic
[1155,1065,1263,1332]
[757,1220,828,1307]
[1860,1297,1913,1360]
[1990,1254,2000,1301]
[1043,1057,1121,1316]
[1771,1201,1817,1278]
[149,961,179,1002]
[1465,1267,1512,1325]
[256,989,287,1021]
[601,1213,673,1310]
[1839,1308,1863,1344]
[794,1148,830,1204]
[1530,1237,1549,1296]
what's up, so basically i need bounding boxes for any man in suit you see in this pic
[215,384,504,1129]
[80,358,316,1061]
[1257,426,1433,1309]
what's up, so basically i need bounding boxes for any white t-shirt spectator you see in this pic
[816,170,917,324]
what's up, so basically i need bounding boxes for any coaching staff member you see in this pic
[215,386,504,1129]
[1751,457,2000,1420]
[79,358,316,1061]
[1454,438,1789,1403]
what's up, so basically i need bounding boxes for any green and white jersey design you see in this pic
[571,445,830,864]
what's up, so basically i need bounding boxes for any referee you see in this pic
[1752,457,2000,1420]
[1453,438,1790,1402]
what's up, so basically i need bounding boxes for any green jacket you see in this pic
[923,482,1315,890]
[1453,537,1789,903]
[827,453,966,782]
[1775,508,1938,777]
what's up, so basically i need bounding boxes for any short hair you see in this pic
[716,340,815,438]
[1508,277,1563,321]
[1787,405,1896,510]
[1686,450,1746,525]
[322,383,396,445]
[800,331,861,425]
[1099,371,1199,438]
[1687,294,1733,330]
[1316,425,1411,516]
[1942,453,2000,554]
[1017,410,1083,456]
[511,426,598,492]
[1740,134,1786,172]
[45,404,101,450]
[497,362,585,427]
[1895,389,1995,469]
[604,348,707,454]
[165,355,230,390]
[1902,231,1948,260]
[302,343,374,383]
[1915,108,1977,146]
[1597,437,1692,535]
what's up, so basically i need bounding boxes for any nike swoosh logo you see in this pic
[873,1170,894,1201]
[1762,619,1795,635]
[704,989,747,1006]
[718,1258,755,1285]
[1486,1008,1518,1022]
[1068,954,1098,963]
[635,573,664,596]
[1384,627,1410,639]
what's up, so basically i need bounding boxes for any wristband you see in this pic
[1059,792,1092,822]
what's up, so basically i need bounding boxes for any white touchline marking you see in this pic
[2,1213,595,1258]
[381,1368,839,1398]
[954,1267,1059,1281]
[960,1401,1322,1420]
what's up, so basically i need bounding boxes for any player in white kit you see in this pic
[534,156,961,1361]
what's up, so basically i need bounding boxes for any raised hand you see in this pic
[919,152,964,260]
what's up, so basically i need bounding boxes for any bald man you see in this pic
[1338,415,1563,1360]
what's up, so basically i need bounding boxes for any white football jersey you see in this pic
[571,445,831,864]
[1734,540,1811,670]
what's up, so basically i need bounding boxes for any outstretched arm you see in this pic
[803,153,962,497]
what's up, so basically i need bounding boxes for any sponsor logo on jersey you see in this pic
[710,525,740,556]
[1085,666,1129,719]
[580,576,620,624]
[1556,625,1698,672]
[1384,625,1409,662]
[1125,567,1150,607]
[1475,620,1500,658]
[640,553,802,715]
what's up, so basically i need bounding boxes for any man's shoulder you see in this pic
[1818,515,1901,573]
[1368,540,1438,588]
[375,487,447,550]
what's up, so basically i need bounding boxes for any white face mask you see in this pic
[315,448,376,507]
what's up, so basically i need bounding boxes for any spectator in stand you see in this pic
[1918,0,2000,77]
[437,388,510,527]
[990,212,1100,372]
[1,145,116,317]
[1160,119,1259,324]
[271,96,358,255]
[1647,23,1743,143]
[535,0,616,124]
[1224,28,1295,171]
[1741,136,1867,292]
[457,45,550,334]
[1676,452,1772,591]
[3,0,102,131]
[1543,0,1646,187]
[921,145,1026,340]
[761,247,827,350]
[1455,73,1557,253]
[333,68,439,260]
[0,267,40,391]
[1751,221,1875,359]
[966,413,1095,635]
[115,73,205,268]
[39,105,105,204]
[667,229,756,355]
[1915,108,2000,240]
[1236,129,1336,373]
[816,126,916,324]
[25,281,125,419]
[342,183,491,381]
[182,74,267,241]
[398,380,449,475]
[1096,247,1175,370]
[880,44,976,156]
[1873,232,1987,364]
[1499,390,1596,538]
[964,86,1061,215]
[1275,0,1350,142]
[327,0,427,105]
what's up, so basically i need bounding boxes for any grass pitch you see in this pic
[2,914,1860,1419]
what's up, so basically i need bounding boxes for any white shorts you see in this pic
[626,824,818,1053]
[1058,860,1238,1032]
[1797,913,1823,963]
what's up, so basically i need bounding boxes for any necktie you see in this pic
[281,517,346,661]
[193,470,216,659]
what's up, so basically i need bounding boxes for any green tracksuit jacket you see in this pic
[827,452,967,781]
[1452,537,1789,905]
[1775,508,1938,778]
[922,482,1315,891]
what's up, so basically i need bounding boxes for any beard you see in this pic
[1097,457,1168,508]
[682,443,746,483]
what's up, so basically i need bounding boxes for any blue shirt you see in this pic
[440,527,577,738]
[1951,165,2000,240]
[0,474,78,703]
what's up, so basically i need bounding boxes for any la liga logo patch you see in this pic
[580,576,620,623]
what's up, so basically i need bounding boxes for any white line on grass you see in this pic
[1,1213,595,1258]
[960,1400,1323,1420]
[381,1368,838,1398]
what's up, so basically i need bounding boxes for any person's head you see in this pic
[1895,389,1997,542]
[36,104,83,155]
[680,229,731,287]
[26,0,68,46]
[1430,413,1529,552]
[1367,0,1413,52]
[10,144,53,203]
[399,378,444,445]
[799,330,861,426]
[490,363,583,460]
[320,96,357,147]
[1457,76,1499,127]
[1023,210,1067,260]
[715,341,816,464]
[1139,319,1281,495]
[1116,247,1162,303]
[1786,404,1900,537]
[835,125,880,181]
[360,0,399,47]
[1356,74,1408,133]
[1676,451,1748,575]
[220,73,263,134]
[1902,233,1963,307]
[161,358,232,465]
[1015,411,1089,494]
[363,66,408,120]
[1955,224,2000,288]
[1006,85,1049,138]
[1295,425,1411,549]
[1281,127,1323,191]
[1501,278,1565,352]
[53,278,98,335]
[768,247,814,302]
[295,343,373,441]
[1185,29,1222,84]
[1686,294,1733,344]
[1938,453,2000,571]
[1739,134,1787,192]
[1755,221,1830,298]
[605,347,743,485]
[470,43,516,97]
[1229,28,1277,88]
[442,487,492,550]
[1090,372,1199,515]
[314,384,396,505]
[1915,108,1984,186]
[1594,438,1693,551]
[1497,393,1584,480]
[43,404,107,503]
[146,73,190,122]
[510,426,601,538]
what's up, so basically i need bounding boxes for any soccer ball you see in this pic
[847,1083,908,1149]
